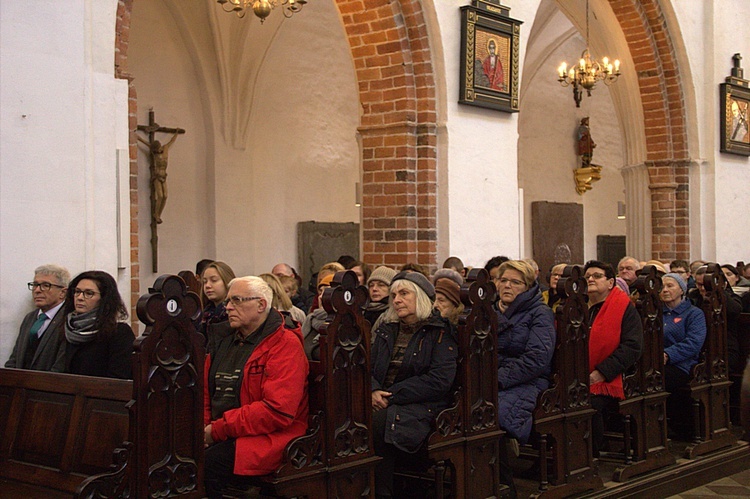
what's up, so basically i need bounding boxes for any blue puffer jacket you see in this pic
[496,283,556,443]
[663,298,706,375]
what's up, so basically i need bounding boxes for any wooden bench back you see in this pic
[0,369,131,494]
[260,270,377,497]
[630,264,666,396]
[77,272,205,498]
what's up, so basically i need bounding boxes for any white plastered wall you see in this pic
[519,4,626,263]
[0,0,129,361]
[672,1,750,263]
[129,0,360,285]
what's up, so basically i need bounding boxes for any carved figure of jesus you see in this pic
[138,131,182,224]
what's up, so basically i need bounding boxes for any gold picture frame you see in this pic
[720,54,750,156]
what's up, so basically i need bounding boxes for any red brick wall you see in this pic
[336,0,438,272]
[609,0,690,260]
[115,0,139,332]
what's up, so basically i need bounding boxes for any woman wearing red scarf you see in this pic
[584,260,643,455]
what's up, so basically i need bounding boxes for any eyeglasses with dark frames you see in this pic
[28,282,64,292]
[73,289,100,299]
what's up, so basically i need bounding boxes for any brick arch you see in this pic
[609,0,689,260]
[335,0,439,270]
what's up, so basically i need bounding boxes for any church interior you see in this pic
[1,0,750,497]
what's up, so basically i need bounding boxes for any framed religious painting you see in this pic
[720,54,750,156]
[459,1,522,113]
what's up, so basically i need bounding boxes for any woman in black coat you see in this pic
[52,270,133,379]
[370,271,457,499]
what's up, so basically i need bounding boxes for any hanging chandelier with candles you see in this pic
[216,0,307,23]
[557,0,621,107]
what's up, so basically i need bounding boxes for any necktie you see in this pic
[29,312,49,339]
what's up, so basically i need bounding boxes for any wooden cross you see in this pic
[136,109,185,273]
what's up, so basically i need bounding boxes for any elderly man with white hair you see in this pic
[203,276,309,498]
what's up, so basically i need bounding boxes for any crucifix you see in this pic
[137,109,185,272]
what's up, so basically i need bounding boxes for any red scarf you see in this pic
[588,286,630,400]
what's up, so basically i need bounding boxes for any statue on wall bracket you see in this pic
[137,109,185,272]
[575,117,602,195]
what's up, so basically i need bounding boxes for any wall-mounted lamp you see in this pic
[617,201,626,219]
[355,182,362,207]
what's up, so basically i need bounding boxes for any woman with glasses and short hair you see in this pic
[494,260,556,495]
[52,270,133,379]
[583,260,643,455]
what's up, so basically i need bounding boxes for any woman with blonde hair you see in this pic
[259,273,306,324]
[199,261,236,347]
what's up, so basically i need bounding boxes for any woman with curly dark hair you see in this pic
[52,270,133,379]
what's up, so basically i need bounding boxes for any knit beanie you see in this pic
[615,277,629,294]
[432,268,463,287]
[367,266,397,287]
[435,278,461,307]
[392,271,436,301]
[663,273,687,295]
[318,273,334,288]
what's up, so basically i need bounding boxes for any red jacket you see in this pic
[204,311,309,475]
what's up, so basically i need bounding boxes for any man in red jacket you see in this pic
[203,276,309,498]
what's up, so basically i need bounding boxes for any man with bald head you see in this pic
[203,276,309,497]
[272,262,313,313]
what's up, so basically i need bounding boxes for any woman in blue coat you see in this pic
[661,273,706,393]
[495,260,556,443]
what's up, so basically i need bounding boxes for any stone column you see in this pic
[621,163,652,260]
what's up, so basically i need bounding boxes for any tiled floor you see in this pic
[668,468,750,498]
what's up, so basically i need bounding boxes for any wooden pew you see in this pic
[394,269,507,498]
[609,265,675,480]
[253,269,378,498]
[683,263,737,459]
[531,265,604,498]
[76,273,205,498]
[0,369,131,495]
[457,268,508,498]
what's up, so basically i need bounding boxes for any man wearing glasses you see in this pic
[5,264,70,371]
[203,276,309,498]
[584,260,643,456]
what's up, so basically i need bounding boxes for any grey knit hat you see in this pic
[392,271,436,301]
[663,272,687,295]
[432,268,463,286]
[367,266,398,287]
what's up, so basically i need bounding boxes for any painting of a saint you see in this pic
[730,98,749,143]
[474,30,510,93]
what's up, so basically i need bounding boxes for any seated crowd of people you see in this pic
[5,254,750,498]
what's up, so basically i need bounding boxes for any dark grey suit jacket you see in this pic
[5,307,66,371]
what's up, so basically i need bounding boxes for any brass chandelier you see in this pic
[216,0,307,23]
[557,0,620,107]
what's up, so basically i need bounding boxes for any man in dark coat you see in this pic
[5,264,69,371]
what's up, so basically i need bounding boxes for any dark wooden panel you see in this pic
[531,202,583,286]
[0,368,131,493]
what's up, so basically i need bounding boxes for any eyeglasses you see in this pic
[73,288,100,299]
[584,272,607,281]
[497,278,526,287]
[672,269,687,275]
[224,296,262,307]
[551,273,564,278]
[28,282,64,292]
